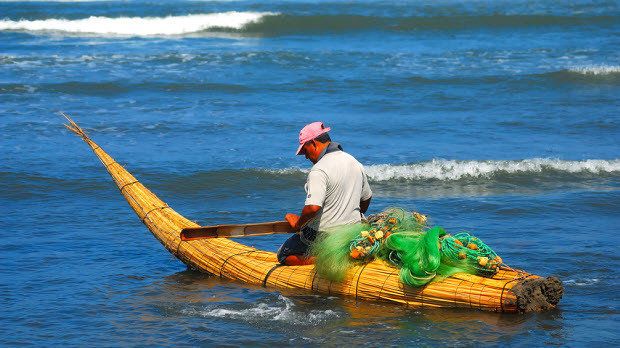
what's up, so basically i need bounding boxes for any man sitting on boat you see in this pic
[278,121,373,266]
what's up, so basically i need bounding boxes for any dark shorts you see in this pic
[277,226,319,264]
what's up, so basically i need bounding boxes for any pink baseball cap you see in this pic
[295,121,331,155]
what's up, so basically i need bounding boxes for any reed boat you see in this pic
[64,116,563,313]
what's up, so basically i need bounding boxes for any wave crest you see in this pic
[1,13,615,37]
[0,12,275,36]
[5,158,619,200]
[269,159,620,182]
[567,65,620,76]
[364,159,620,181]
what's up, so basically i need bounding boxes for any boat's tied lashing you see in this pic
[310,208,502,287]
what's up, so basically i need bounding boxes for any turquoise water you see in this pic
[1,0,619,345]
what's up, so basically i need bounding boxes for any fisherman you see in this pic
[278,121,373,266]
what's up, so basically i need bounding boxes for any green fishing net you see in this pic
[309,208,503,287]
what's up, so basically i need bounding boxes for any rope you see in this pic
[119,180,139,192]
[354,263,369,301]
[141,205,169,223]
[262,264,282,287]
[219,250,257,278]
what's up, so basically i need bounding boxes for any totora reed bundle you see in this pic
[63,114,563,312]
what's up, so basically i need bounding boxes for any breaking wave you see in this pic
[542,65,620,84]
[0,13,615,37]
[5,158,619,200]
[272,159,620,182]
[364,159,620,182]
[568,65,620,75]
[0,12,276,36]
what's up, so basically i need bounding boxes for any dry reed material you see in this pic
[62,114,563,313]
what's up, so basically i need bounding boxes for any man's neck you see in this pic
[316,141,342,163]
[312,141,328,162]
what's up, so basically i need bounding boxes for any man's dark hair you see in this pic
[315,133,331,143]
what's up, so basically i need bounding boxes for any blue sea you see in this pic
[1,0,619,346]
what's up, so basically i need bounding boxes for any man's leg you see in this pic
[277,230,316,266]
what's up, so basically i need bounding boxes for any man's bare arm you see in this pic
[285,205,321,231]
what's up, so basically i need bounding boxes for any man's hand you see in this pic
[285,205,321,231]
[285,213,301,230]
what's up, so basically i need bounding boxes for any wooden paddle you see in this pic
[180,220,295,241]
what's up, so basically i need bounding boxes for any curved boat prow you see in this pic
[64,114,562,313]
[63,114,277,276]
[63,114,197,260]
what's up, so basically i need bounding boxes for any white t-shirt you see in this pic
[304,146,372,232]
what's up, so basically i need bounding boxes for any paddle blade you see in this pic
[180,221,294,241]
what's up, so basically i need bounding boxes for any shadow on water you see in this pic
[118,269,567,345]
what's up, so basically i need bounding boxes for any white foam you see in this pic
[183,295,339,324]
[568,65,620,75]
[0,12,276,36]
[365,159,620,181]
[563,278,599,286]
[269,159,620,182]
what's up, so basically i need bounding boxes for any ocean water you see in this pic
[1,0,619,346]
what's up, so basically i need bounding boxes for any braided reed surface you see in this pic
[65,116,542,313]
